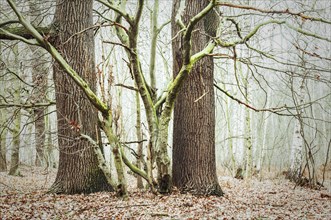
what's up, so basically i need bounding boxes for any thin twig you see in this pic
[214,83,289,115]
[114,83,138,92]
[321,139,331,187]
[121,139,147,144]
[115,203,156,209]
[217,2,331,24]
[194,91,209,102]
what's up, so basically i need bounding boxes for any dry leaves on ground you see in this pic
[0,166,330,219]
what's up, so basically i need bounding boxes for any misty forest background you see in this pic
[0,0,330,199]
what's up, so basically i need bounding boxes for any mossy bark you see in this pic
[171,0,223,196]
[135,92,144,189]
[0,42,7,172]
[48,0,113,194]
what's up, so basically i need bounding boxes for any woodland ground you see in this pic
[0,165,330,219]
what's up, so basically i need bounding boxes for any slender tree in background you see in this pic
[28,0,47,167]
[289,75,304,182]
[223,82,236,176]
[243,70,253,179]
[289,45,318,186]
[32,64,47,168]
[0,109,7,171]
[149,0,159,102]
[0,42,8,171]
[287,19,320,186]
[8,45,21,176]
[172,0,223,196]
[48,0,113,194]
[135,91,144,189]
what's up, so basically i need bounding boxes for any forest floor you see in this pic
[0,165,330,219]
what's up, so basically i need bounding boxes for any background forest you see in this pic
[0,0,330,219]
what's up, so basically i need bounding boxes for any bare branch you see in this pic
[157,20,171,35]
[217,1,331,24]
[216,20,285,47]
[103,40,134,55]
[6,0,110,115]
[0,26,52,40]
[0,27,39,45]
[95,0,133,25]
[134,0,144,27]
[0,20,20,28]
[79,133,116,188]
[64,22,129,45]
[0,102,55,109]
[114,83,138,92]
[285,22,331,42]
[214,83,292,116]
[121,139,147,145]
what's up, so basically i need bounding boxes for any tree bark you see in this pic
[8,45,21,176]
[0,42,7,172]
[8,107,20,176]
[243,71,253,179]
[28,0,47,167]
[34,106,46,167]
[31,49,47,167]
[135,92,144,189]
[171,0,223,196]
[49,0,113,194]
[0,109,7,171]
[289,75,305,183]
[223,81,236,176]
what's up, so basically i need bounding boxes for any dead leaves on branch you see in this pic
[0,167,330,219]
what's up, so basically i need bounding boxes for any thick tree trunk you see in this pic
[49,0,113,194]
[171,0,223,196]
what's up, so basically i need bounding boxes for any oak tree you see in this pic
[171,0,223,196]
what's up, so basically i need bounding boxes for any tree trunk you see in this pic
[0,42,7,172]
[8,45,21,176]
[0,110,7,171]
[244,105,253,179]
[171,0,223,196]
[243,71,253,179]
[135,92,144,189]
[149,0,159,102]
[32,76,46,167]
[44,111,55,168]
[8,107,21,176]
[289,75,305,182]
[49,0,113,194]
[257,87,271,180]
[28,1,47,167]
[220,78,236,176]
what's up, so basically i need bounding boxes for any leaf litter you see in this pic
[0,166,330,219]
